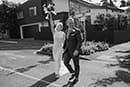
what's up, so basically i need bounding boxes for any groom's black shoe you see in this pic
[69,73,75,81]
[71,77,79,84]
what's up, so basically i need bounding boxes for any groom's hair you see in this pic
[66,17,75,27]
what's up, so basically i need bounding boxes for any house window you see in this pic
[17,11,24,19]
[86,9,91,13]
[29,6,37,17]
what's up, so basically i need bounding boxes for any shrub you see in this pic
[94,13,129,31]
[36,41,109,56]
[80,41,109,55]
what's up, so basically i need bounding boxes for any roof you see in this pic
[78,0,124,11]
[18,0,124,12]
[71,0,101,8]
[100,5,124,12]
[120,6,130,10]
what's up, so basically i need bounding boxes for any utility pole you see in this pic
[68,0,71,16]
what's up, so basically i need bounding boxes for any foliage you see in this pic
[36,41,109,56]
[100,0,117,6]
[94,13,129,31]
[120,0,130,7]
[43,3,56,20]
[81,41,109,55]
[36,42,53,55]
[0,0,19,33]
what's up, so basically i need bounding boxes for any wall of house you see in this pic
[91,9,106,24]
[53,0,69,12]
[17,0,45,25]
[69,0,91,15]
[17,0,50,39]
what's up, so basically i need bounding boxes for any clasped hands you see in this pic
[73,50,79,56]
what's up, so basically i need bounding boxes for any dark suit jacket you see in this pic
[63,27,82,56]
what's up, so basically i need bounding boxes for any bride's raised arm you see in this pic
[49,13,55,34]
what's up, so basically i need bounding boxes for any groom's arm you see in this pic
[75,30,82,51]
[73,30,82,56]
[63,39,66,50]
[63,30,67,50]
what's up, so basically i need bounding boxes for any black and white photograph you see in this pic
[0,0,130,87]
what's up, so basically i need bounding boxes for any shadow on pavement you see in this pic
[116,70,130,84]
[15,64,39,73]
[30,73,59,87]
[80,56,91,61]
[87,70,130,87]
[107,54,130,70]
[7,64,39,76]
[87,77,121,87]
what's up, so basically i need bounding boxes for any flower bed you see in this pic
[36,42,53,56]
[80,41,109,55]
[36,41,109,56]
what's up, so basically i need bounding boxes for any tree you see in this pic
[120,0,130,7]
[100,0,117,12]
[0,0,20,38]
[101,0,117,6]
[94,13,128,30]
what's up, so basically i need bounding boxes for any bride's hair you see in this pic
[55,22,63,31]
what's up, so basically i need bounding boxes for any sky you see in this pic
[84,0,128,7]
[0,0,27,4]
[0,0,129,7]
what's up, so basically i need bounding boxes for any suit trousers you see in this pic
[63,51,80,78]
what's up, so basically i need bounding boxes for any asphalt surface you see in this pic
[0,40,130,87]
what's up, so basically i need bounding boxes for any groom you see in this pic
[63,18,82,84]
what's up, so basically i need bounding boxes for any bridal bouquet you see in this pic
[43,3,56,20]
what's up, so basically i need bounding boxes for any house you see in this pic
[69,0,125,24]
[17,0,50,40]
[17,0,68,40]
[69,0,130,44]
[17,0,125,40]
[125,6,130,29]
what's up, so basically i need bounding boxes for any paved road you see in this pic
[0,42,130,87]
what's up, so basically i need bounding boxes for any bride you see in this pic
[53,22,65,75]
[51,21,69,78]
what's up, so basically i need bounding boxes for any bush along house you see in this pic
[17,0,69,40]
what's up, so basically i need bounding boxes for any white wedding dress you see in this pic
[53,30,69,76]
